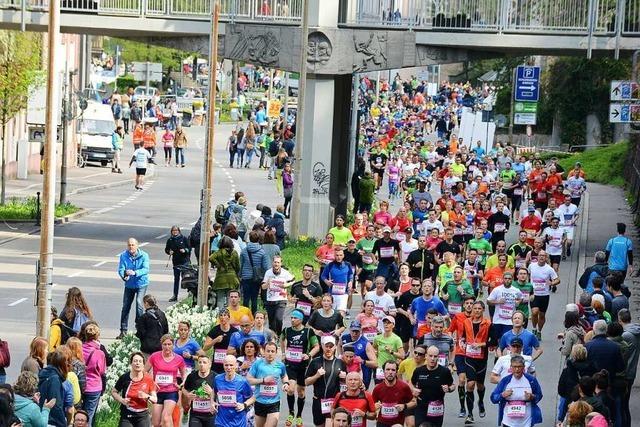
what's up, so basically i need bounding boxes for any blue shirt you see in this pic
[229,330,266,353]
[498,329,540,356]
[606,235,633,270]
[320,261,354,295]
[472,146,485,157]
[513,162,525,175]
[173,339,202,368]
[410,296,447,335]
[248,358,287,404]
[213,373,253,427]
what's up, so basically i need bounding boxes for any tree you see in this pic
[0,30,42,205]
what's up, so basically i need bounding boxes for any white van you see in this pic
[77,102,115,167]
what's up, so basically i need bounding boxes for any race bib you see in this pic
[498,303,515,319]
[260,384,278,397]
[296,301,312,316]
[381,403,399,418]
[363,329,377,342]
[218,390,237,407]
[536,191,546,199]
[320,398,334,414]
[427,400,444,417]
[154,373,173,385]
[437,353,447,366]
[505,400,527,418]
[396,232,406,242]
[352,415,363,427]
[373,306,386,319]
[525,229,536,239]
[533,280,547,296]
[285,346,303,363]
[466,344,482,358]
[339,382,347,392]
[268,280,287,299]
[362,254,374,264]
[494,223,506,232]
[380,247,395,258]
[376,367,385,380]
[214,349,227,364]
[332,283,347,295]
[515,259,526,268]
[448,303,461,314]
[192,398,211,412]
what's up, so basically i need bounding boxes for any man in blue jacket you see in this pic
[117,238,150,339]
[490,354,543,426]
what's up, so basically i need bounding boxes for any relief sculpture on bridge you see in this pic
[307,31,333,65]
[353,32,388,72]
[228,28,280,66]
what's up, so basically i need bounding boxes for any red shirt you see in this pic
[520,215,542,246]
[333,390,376,427]
[115,373,157,411]
[372,380,413,425]
[532,181,549,202]
[389,216,411,231]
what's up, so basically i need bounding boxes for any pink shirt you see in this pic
[373,211,393,226]
[148,352,185,393]
[162,133,175,148]
[82,341,106,393]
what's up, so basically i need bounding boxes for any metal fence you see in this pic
[341,0,640,35]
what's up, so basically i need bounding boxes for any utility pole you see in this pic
[37,0,61,337]
[283,71,289,127]
[289,0,310,240]
[197,0,219,308]
[508,67,516,145]
[60,70,74,205]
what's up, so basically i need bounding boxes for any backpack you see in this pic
[215,203,228,225]
[247,249,266,282]
[57,323,76,345]
[72,309,90,333]
[0,339,10,368]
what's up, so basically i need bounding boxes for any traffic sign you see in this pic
[28,126,62,143]
[609,103,640,123]
[514,102,537,113]
[515,66,540,102]
[132,62,163,83]
[514,112,537,125]
[610,80,639,101]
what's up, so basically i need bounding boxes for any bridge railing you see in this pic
[0,0,303,22]
[340,0,640,35]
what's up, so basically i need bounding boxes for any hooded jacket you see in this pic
[240,242,269,281]
[164,232,191,266]
[230,204,249,233]
[81,340,106,394]
[561,325,586,357]
[622,322,640,381]
[37,366,66,427]
[117,248,150,289]
[578,262,608,293]
[209,248,240,291]
[14,394,50,427]
[136,307,169,354]
[267,212,286,249]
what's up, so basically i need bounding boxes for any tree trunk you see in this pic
[1,119,6,205]
[550,110,562,146]
[585,113,602,148]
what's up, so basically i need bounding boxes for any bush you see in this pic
[557,141,629,186]
[0,197,80,220]
[281,237,318,280]
[115,75,138,94]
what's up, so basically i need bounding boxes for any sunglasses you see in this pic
[414,351,426,356]
[240,324,251,328]
[411,284,421,287]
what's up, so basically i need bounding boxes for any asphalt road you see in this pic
[0,123,581,426]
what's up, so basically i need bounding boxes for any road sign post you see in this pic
[515,66,540,102]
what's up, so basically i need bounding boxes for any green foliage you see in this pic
[0,197,80,219]
[103,38,192,73]
[281,238,318,280]
[115,75,138,93]
[541,57,630,145]
[556,142,629,186]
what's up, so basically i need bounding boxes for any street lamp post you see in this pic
[197,0,219,308]
[37,0,61,337]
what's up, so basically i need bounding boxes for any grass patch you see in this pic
[556,141,629,187]
[0,197,80,220]
[281,238,318,280]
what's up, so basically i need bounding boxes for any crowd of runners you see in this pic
[0,77,638,427]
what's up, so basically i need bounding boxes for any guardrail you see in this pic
[340,0,640,35]
[0,0,303,22]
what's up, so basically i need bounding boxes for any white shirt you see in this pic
[542,227,565,255]
[132,148,151,169]
[501,374,533,427]
[488,285,523,325]
[263,268,294,302]
[529,263,558,296]
[400,239,419,263]
[555,204,579,227]
[418,219,444,236]
[492,354,535,379]
[364,290,396,329]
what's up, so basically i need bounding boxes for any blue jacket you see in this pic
[117,248,150,289]
[585,335,626,383]
[267,212,286,249]
[14,394,50,427]
[240,243,269,281]
[38,366,66,427]
[490,373,543,426]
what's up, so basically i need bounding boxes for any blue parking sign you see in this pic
[515,66,540,102]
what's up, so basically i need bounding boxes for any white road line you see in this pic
[229,179,234,184]
[93,261,108,267]
[67,272,83,278]
[190,221,197,225]
[155,233,168,239]
[95,207,114,214]
[8,298,27,307]
[81,171,110,179]
[139,242,149,247]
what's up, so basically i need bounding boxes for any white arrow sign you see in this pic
[518,85,536,91]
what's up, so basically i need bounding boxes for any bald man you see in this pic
[213,355,255,426]
[117,237,150,339]
[333,372,376,426]
[228,315,266,355]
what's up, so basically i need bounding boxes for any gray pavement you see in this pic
[1,130,638,426]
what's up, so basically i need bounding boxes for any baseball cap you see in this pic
[510,337,523,347]
[503,271,513,278]
[321,335,336,346]
[347,238,356,244]
[383,226,392,233]
[349,321,362,331]
[382,316,396,325]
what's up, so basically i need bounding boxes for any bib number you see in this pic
[295,301,312,316]
[155,374,173,385]
[505,400,526,418]
[466,344,482,358]
[217,390,237,407]
[332,283,347,295]
[381,403,399,418]
[192,398,211,412]
[448,303,461,314]
[380,247,394,258]
[214,349,227,364]
[285,346,303,363]
[375,367,385,380]
[320,398,334,414]
[260,384,278,397]
[427,400,444,417]
[498,304,515,319]
[363,329,377,342]
[438,353,447,366]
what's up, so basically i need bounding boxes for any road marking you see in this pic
[81,171,110,179]
[67,272,83,278]
[139,242,149,247]
[229,179,234,184]
[93,261,108,267]
[190,220,197,225]
[155,233,168,239]
[8,298,27,307]
[95,207,114,214]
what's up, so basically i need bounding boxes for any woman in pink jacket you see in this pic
[80,321,107,426]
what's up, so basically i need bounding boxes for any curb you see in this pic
[68,168,155,196]
[575,191,591,300]
[54,208,90,224]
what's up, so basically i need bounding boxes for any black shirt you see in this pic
[343,249,363,270]
[411,365,453,413]
[305,356,347,398]
[183,370,215,414]
[283,326,317,367]
[435,240,461,260]
[206,324,238,373]
[373,238,400,265]
[406,248,436,281]
[395,290,421,331]
[308,310,344,334]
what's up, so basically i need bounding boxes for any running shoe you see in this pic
[479,402,486,418]
[295,417,303,427]
[458,409,467,418]
[285,415,294,427]
[465,415,474,424]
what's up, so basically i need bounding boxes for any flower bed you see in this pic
[95,301,218,421]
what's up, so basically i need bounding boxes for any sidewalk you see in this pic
[577,183,640,419]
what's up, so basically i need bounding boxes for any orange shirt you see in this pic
[483,266,514,293]
[132,127,144,144]
[449,312,471,356]
[142,129,156,148]
[462,317,491,359]
[350,225,367,242]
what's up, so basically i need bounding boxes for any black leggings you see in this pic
[284,196,292,216]
[119,411,150,427]
[188,413,214,427]
[164,147,172,160]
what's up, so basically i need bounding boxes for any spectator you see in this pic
[38,348,68,427]
[14,370,56,427]
[567,400,593,427]
[21,338,48,375]
[585,320,625,386]
[209,236,241,312]
[577,376,609,421]
[608,276,629,321]
[619,308,640,427]
[560,311,586,358]
[80,322,107,425]
[58,287,93,334]
[579,251,609,293]
[558,344,597,424]
[135,294,169,355]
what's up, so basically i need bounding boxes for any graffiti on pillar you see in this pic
[307,31,333,65]
[353,32,387,72]
[228,29,280,65]
[312,162,330,195]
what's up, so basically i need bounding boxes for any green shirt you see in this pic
[512,281,534,316]
[374,333,403,367]
[328,226,354,246]
[356,237,377,271]
[443,279,474,304]
[437,263,457,292]
[468,238,492,265]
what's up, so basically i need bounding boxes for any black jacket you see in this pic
[38,366,66,427]
[558,359,597,398]
[406,248,436,282]
[135,308,169,354]
[165,234,191,266]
